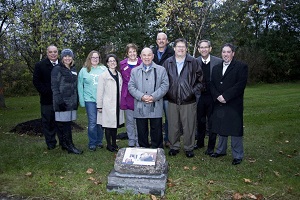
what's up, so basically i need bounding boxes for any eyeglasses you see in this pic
[91,57,99,59]
[108,60,116,63]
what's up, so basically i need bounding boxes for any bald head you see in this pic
[140,47,154,66]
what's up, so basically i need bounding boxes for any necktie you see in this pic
[52,62,56,66]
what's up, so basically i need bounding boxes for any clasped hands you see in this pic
[217,95,226,103]
[141,95,154,103]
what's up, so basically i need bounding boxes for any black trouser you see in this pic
[197,94,216,151]
[136,118,163,148]
[105,128,117,148]
[41,104,61,148]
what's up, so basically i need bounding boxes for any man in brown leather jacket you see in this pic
[163,38,203,158]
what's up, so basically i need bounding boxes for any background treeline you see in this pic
[0,0,299,100]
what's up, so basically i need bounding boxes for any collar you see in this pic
[202,55,210,63]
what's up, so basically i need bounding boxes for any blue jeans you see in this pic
[85,102,104,147]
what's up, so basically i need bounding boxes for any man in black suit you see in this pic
[33,45,61,150]
[195,40,222,156]
[152,32,174,148]
[210,43,248,165]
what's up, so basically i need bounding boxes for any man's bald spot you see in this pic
[141,47,153,55]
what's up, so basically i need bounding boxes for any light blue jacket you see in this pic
[78,65,107,107]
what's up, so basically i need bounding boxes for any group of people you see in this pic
[33,32,248,165]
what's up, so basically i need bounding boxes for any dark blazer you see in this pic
[196,55,222,93]
[33,58,56,105]
[210,59,248,136]
[153,46,175,66]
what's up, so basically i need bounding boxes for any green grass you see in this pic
[0,82,299,199]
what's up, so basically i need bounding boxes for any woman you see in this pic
[119,43,142,147]
[97,54,124,152]
[78,50,107,151]
[51,49,82,154]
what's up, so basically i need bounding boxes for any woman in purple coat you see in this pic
[119,43,142,147]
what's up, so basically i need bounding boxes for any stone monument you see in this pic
[107,147,168,196]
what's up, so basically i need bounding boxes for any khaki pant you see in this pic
[168,102,197,151]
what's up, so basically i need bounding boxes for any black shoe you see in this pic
[210,153,227,158]
[204,150,214,156]
[185,150,194,158]
[112,145,119,152]
[168,149,179,156]
[47,145,56,150]
[106,145,115,152]
[89,146,96,151]
[194,144,204,150]
[96,144,103,149]
[67,146,83,154]
[232,158,242,165]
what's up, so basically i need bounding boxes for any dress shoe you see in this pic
[106,146,115,152]
[47,145,56,150]
[210,153,227,158]
[89,146,96,151]
[67,146,83,154]
[194,144,204,150]
[168,149,179,156]
[185,150,194,158]
[204,150,214,156]
[232,158,242,165]
[97,144,103,149]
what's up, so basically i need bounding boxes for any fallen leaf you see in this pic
[243,178,251,183]
[59,176,64,179]
[48,181,56,186]
[256,194,264,200]
[150,194,157,200]
[192,166,197,170]
[273,171,280,177]
[183,166,189,170]
[269,160,273,162]
[167,182,175,187]
[207,180,214,184]
[167,178,173,183]
[86,168,94,174]
[287,155,292,158]
[279,150,283,154]
[285,140,289,143]
[93,181,102,185]
[25,172,32,177]
[248,158,256,163]
[295,173,300,176]
[232,192,243,200]
[88,177,96,181]
[247,193,257,199]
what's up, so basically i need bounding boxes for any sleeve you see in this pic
[32,62,50,95]
[192,59,203,95]
[128,69,144,101]
[77,68,85,107]
[151,67,169,101]
[96,73,104,109]
[222,63,248,102]
[51,66,64,105]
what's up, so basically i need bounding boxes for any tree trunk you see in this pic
[0,69,6,109]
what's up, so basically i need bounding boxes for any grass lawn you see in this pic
[0,82,299,200]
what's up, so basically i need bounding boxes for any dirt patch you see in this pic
[9,118,84,136]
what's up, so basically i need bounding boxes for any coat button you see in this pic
[220,82,223,84]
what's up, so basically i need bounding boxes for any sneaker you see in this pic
[89,146,96,151]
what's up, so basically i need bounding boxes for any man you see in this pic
[195,40,222,155]
[163,38,203,158]
[210,43,248,165]
[128,47,169,148]
[33,45,61,150]
[152,32,175,148]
